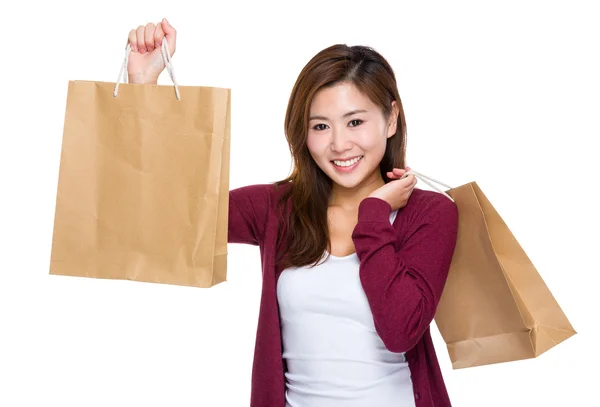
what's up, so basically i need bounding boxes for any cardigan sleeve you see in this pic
[351,195,459,353]
[227,184,272,247]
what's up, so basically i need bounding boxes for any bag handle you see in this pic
[401,169,455,203]
[113,37,181,100]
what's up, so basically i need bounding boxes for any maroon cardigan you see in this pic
[228,182,459,407]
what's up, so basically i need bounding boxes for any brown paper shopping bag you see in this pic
[405,170,576,369]
[49,38,231,288]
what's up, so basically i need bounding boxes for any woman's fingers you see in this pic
[161,18,177,55]
[388,167,415,182]
[136,25,146,53]
[145,23,156,52]
[154,22,165,49]
[393,167,410,174]
[128,20,171,54]
[128,29,138,52]
[388,168,406,178]
[407,174,418,187]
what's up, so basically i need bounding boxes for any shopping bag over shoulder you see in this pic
[406,170,576,369]
[49,38,231,288]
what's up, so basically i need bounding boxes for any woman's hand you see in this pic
[368,167,417,211]
[126,18,177,84]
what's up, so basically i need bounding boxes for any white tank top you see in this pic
[277,209,415,407]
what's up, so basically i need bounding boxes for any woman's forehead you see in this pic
[310,83,377,117]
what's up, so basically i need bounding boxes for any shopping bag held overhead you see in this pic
[49,37,231,288]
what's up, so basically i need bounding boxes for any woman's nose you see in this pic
[330,128,353,152]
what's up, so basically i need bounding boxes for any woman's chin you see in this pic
[328,171,363,189]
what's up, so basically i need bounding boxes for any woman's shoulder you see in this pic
[230,182,292,201]
[406,187,458,221]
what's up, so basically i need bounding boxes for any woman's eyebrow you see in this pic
[309,109,368,121]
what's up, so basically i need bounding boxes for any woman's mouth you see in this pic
[331,155,363,173]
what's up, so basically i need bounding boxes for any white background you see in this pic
[1,0,598,406]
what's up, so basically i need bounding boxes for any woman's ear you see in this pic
[387,100,399,138]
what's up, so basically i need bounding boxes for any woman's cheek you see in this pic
[356,130,379,151]
[306,136,326,166]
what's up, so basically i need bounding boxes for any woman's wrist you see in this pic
[129,74,158,85]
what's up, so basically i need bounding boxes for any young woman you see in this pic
[127,18,459,407]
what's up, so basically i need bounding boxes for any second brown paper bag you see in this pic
[407,170,576,369]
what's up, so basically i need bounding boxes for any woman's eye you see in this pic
[312,120,362,131]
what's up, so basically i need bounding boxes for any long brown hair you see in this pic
[273,44,407,270]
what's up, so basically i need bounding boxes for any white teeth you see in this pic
[333,156,363,167]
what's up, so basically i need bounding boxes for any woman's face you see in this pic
[306,81,397,192]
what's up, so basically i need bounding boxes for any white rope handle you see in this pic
[401,169,455,202]
[113,36,181,100]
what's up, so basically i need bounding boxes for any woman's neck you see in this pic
[328,172,385,211]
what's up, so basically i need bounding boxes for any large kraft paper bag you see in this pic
[49,39,231,288]
[406,170,577,369]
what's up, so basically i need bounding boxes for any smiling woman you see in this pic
[264,44,456,407]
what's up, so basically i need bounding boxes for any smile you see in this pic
[331,155,363,173]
